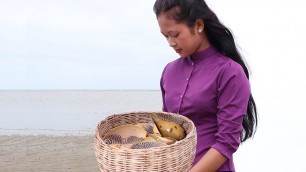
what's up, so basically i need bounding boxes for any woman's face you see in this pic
[157,12,206,58]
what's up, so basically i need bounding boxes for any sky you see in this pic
[0,0,306,90]
[0,0,172,90]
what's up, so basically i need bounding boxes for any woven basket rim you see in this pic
[95,111,196,150]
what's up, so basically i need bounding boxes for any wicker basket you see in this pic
[94,111,197,172]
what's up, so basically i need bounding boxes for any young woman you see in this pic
[153,0,258,171]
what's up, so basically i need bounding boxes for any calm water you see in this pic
[0,90,162,135]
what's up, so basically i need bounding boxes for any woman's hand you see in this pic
[190,148,227,172]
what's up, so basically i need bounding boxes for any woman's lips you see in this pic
[175,49,182,53]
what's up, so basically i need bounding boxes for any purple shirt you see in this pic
[160,46,250,171]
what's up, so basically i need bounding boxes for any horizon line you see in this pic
[0,89,160,92]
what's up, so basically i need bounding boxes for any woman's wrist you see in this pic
[190,148,227,172]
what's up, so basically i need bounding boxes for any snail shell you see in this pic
[103,124,147,139]
[148,134,176,145]
[130,142,165,149]
[103,124,147,145]
[134,121,161,135]
[151,113,186,141]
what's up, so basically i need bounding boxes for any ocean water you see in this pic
[0,90,305,171]
[0,90,162,135]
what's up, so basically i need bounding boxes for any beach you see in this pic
[0,90,162,171]
[0,135,98,171]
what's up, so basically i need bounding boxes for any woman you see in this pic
[153,0,258,171]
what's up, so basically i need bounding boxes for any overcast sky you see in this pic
[0,0,305,90]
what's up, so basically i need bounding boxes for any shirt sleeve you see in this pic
[160,64,168,112]
[211,61,251,159]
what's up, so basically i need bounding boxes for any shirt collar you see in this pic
[187,46,219,64]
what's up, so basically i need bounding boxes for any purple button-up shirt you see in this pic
[160,46,250,171]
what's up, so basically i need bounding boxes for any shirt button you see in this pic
[180,95,183,99]
[191,63,194,66]
[186,78,189,82]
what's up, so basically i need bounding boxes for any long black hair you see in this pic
[154,0,258,142]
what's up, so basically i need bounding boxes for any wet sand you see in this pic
[0,135,99,172]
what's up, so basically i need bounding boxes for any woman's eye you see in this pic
[162,32,178,38]
[162,34,168,38]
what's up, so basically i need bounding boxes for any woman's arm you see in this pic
[190,148,227,172]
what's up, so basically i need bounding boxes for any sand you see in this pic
[0,90,163,171]
[0,135,99,172]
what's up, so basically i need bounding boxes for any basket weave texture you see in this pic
[94,111,197,172]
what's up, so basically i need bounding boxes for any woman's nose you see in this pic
[168,38,176,47]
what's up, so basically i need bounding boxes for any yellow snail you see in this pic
[151,113,186,141]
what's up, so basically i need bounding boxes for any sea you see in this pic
[0,90,162,135]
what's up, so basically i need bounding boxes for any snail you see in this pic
[151,113,186,141]
[103,124,146,145]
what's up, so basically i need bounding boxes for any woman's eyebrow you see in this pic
[161,31,177,35]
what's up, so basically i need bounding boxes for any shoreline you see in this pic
[0,128,95,136]
[0,89,160,92]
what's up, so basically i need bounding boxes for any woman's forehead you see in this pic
[158,14,181,33]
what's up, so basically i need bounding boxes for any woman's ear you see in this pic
[195,19,204,34]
